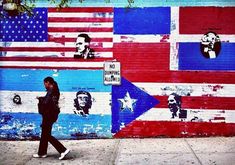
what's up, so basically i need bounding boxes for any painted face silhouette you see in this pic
[201,32,221,59]
[76,37,87,53]
[168,95,178,111]
[77,94,89,107]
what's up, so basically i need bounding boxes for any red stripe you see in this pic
[0,57,113,62]
[122,70,235,84]
[0,66,102,70]
[114,121,235,138]
[48,36,113,43]
[179,7,235,34]
[48,17,113,22]
[0,47,112,52]
[154,96,235,110]
[48,27,113,32]
[114,43,170,71]
[48,7,113,13]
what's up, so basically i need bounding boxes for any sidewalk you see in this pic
[0,137,234,165]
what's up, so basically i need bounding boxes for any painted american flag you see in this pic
[0,7,113,69]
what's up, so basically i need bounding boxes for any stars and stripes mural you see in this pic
[0,5,235,139]
[0,7,113,69]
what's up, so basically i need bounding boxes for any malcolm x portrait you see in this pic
[73,91,92,116]
[74,33,95,59]
[168,93,187,119]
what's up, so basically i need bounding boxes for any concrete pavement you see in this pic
[0,137,234,165]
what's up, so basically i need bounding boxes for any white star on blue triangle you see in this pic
[118,92,137,112]
[112,78,159,134]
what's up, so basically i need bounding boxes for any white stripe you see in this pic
[113,35,169,43]
[0,91,111,115]
[49,32,113,38]
[1,42,113,48]
[48,12,113,18]
[137,108,235,123]
[170,7,179,70]
[113,34,235,43]
[170,7,179,36]
[4,52,113,58]
[4,51,62,57]
[60,92,111,114]
[173,34,235,43]
[64,52,113,58]
[0,61,104,68]
[48,22,113,28]
[102,42,113,48]
[134,82,235,97]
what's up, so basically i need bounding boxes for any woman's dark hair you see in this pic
[44,76,54,84]
[44,76,60,99]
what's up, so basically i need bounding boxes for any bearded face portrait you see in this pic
[168,93,187,119]
[73,91,92,116]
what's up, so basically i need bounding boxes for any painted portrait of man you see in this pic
[168,93,187,119]
[74,33,95,59]
[73,91,92,116]
[200,32,221,59]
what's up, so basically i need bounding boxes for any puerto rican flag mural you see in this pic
[112,7,235,137]
[0,5,235,139]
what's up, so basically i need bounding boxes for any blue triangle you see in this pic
[112,77,159,133]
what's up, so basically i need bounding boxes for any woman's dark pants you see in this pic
[38,119,66,155]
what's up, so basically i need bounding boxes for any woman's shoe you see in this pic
[59,149,70,160]
[33,154,47,158]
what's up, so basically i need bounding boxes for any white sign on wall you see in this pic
[104,61,121,85]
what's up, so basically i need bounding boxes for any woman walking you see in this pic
[33,77,70,160]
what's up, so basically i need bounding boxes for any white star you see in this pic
[118,92,137,112]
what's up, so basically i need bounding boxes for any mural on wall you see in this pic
[111,6,235,138]
[0,7,113,69]
[1,5,235,139]
[112,78,159,134]
[178,7,235,70]
[0,69,112,139]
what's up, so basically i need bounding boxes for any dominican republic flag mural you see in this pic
[1,6,235,139]
[178,7,235,70]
